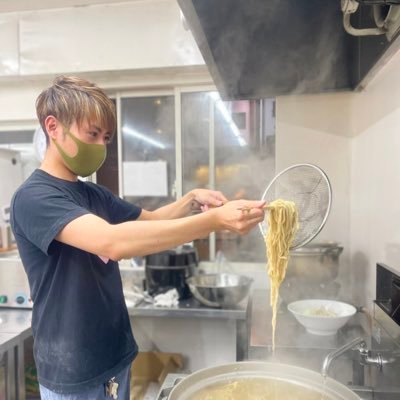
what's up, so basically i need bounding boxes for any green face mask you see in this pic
[53,128,107,177]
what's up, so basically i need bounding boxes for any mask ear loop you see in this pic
[51,123,80,162]
[61,123,80,146]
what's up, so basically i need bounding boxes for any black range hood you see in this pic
[178,0,400,100]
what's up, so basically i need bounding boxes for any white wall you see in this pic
[275,93,353,297]
[276,93,353,244]
[275,49,400,309]
[349,52,400,307]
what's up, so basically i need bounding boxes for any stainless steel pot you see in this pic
[286,242,343,283]
[168,362,360,400]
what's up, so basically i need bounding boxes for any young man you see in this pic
[10,76,265,399]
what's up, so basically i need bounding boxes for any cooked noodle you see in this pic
[187,377,329,400]
[265,199,299,351]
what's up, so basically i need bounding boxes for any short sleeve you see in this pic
[11,186,89,255]
[93,184,142,224]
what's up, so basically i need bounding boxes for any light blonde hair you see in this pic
[36,75,116,143]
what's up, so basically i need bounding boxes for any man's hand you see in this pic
[214,199,266,235]
[190,189,228,212]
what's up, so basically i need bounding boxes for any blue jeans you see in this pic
[39,365,130,400]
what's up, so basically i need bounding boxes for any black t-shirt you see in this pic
[10,169,141,393]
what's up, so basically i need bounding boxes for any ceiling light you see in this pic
[122,126,166,149]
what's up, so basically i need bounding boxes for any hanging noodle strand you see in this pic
[265,199,299,351]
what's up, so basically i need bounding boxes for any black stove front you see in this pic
[376,263,400,326]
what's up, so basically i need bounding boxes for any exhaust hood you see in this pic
[178,0,400,100]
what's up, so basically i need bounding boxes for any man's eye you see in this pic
[89,131,97,137]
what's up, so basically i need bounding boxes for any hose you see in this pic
[343,13,387,36]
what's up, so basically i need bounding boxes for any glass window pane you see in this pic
[213,96,276,262]
[182,92,210,194]
[181,92,211,261]
[121,96,175,209]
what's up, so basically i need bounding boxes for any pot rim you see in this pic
[186,273,253,288]
[168,361,360,400]
[290,242,343,256]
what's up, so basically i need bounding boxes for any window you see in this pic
[120,96,176,210]
[181,92,275,262]
[111,89,275,263]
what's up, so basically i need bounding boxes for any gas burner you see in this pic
[156,374,188,400]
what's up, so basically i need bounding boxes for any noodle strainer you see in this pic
[259,163,332,250]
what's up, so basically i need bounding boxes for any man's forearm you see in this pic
[150,191,196,220]
[108,210,219,259]
[56,199,265,262]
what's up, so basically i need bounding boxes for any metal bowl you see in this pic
[186,273,253,308]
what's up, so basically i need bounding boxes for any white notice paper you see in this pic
[123,161,168,197]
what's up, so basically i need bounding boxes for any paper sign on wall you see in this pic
[123,161,168,197]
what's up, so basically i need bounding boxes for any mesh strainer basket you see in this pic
[259,164,332,249]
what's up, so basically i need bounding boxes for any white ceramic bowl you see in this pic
[287,299,357,336]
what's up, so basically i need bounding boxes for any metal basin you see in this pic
[168,362,360,400]
[186,273,252,308]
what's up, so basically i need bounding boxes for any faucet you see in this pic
[322,337,397,378]
[322,337,365,378]
[358,342,397,369]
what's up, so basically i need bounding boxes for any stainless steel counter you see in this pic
[127,295,251,366]
[0,309,32,400]
[250,290,367,352]
[127,295,248,320]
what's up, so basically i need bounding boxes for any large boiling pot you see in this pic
[168,362,360,400]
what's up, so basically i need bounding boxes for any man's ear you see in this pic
[44,116,60,140]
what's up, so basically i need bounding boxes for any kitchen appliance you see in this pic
[0,251,32,309]
[145,246,198,300]
[0,205,15,251]
[375,262,400,325]
[259,164,332,250]
[0,225,14,250]
[163,362,360,400]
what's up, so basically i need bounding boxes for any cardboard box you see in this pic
[130,352,183,400]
